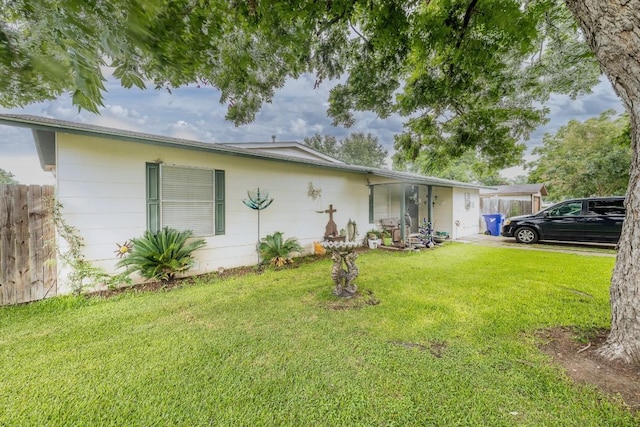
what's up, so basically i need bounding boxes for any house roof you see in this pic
[480,184,548,196]
[218,141,345,164]
[0,114,486,190]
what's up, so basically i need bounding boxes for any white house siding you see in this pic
[416,186,429,224]
[429,187,480,238]
[55,134,372,291]
[431,186,453,235]
[452,187,480,239]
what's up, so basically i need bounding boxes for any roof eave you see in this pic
[0,114,487,189]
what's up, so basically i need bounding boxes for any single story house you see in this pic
[0,114,484,293]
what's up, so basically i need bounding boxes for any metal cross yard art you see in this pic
[243,187,274,263]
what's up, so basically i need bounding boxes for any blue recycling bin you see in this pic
[482,214,504,236]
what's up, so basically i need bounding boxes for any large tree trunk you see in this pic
[565,0,640,363]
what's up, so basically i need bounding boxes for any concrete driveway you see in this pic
[457,233,617,257]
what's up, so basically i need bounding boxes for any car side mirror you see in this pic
[542,211,549,217]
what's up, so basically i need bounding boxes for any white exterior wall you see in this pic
[55,134,371,292]
[417,186,429,224]
[431,187,453,235]
[452,187,480,239]
[430,187,479,238]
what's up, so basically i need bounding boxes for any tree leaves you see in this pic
[303,132,388,167]
[527,110,631,200]
[0,0,599,170]
[0,168,18,184]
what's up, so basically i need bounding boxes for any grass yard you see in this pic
[1,244,636,426]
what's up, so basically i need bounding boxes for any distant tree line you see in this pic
[527,110,630,201]
[303,133,388,168]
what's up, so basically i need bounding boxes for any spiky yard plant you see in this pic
[117,227,206,281]
[258,232,302,268]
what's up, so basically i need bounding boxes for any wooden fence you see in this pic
[1,185,57,305]
[480,198,532,218]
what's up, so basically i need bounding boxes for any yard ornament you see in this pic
[243,188,274,264]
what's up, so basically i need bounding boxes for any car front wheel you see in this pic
[514,227,538,244]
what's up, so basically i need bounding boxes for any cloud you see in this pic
[0,73,625,185]
[0,125,32,154]
[522,78,623,153]
[0,149,55,185]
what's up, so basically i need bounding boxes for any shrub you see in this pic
[117,227,206,281]
[259,232,302,268]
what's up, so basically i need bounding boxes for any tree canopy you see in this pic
[303,132,388,167]
[1,0,599,169]
[394,149,505,185]
[527,110,631,201]
[303,134,341,160]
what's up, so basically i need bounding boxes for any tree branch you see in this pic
[349,21,370,47]
[456,0,479,49]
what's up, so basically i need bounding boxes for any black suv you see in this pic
[501,197,625,244]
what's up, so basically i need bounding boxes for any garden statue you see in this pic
[347,218,358,242]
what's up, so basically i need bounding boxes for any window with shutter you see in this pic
[146,163,160,233]
[145,164,225,236]
[215,170,225,234]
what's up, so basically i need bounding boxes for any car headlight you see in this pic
[503,219,511,226]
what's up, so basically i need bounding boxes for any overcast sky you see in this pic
[0,72,624,185]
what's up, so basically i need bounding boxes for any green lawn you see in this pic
[1,244,635,426]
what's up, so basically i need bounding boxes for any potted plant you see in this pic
[433,231,450,243]
[366,229,381,249]
[382,230,392,246]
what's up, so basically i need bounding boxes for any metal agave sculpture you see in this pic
[243,188,274,263]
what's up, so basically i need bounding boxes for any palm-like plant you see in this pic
[117,227,206,281]
[258,232,302,268]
